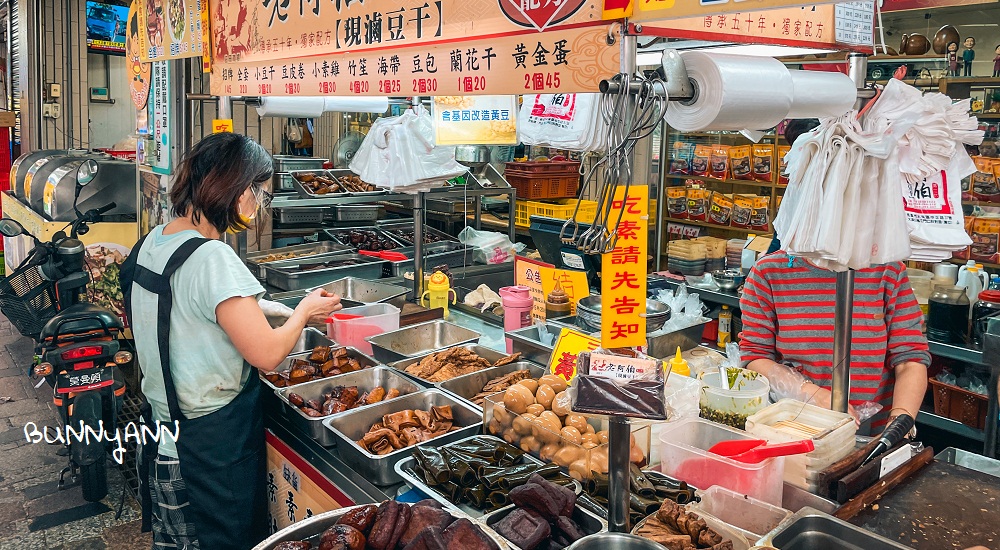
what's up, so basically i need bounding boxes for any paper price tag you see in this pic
[587,353,661,382]
[548,327,601,382]
[879,445,911,479]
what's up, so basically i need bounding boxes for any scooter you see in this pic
[0,159,131,502]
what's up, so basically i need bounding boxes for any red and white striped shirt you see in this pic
[739,251,930,428]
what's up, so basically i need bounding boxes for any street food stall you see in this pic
[107,0,1000,547]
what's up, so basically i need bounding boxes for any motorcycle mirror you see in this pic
[76,159,99,187]
[0,219,24,238]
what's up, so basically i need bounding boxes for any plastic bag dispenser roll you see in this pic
[785,70,857,119]
[256,96,389,117]
[665,51,793,132]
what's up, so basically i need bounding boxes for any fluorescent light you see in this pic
[958,23,999,27]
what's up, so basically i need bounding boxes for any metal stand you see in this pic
[413,191,426,300]
[831,53,868,414]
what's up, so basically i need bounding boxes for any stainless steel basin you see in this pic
[365,320,481,363]
[759,508,912,550]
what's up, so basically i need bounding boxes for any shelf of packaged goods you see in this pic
[665,174,777,188]
[928,340,986,366]
[976,113,1000,119]
[665,217,772,236]
[671,132,778,140]
[916,410,985,443]
[949,258,1000,271]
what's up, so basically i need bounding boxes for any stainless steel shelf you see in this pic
[271,193,416,207]
[927,340,985,366]
[658,277,742,308]
[917,410,985,443]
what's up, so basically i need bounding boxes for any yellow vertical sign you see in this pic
[201,1,212,73]
[601,185,649,348]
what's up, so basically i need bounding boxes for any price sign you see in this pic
[587,353,661,382]
[548,327,601,382]
[212,119,234,133]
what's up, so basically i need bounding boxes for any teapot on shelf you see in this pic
[900,33,931,55]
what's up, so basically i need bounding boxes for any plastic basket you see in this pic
[514,199,598,227]
[505,169,580,199]
[505,160,580,173]
[0,263,58,338]
[929,377,988,429]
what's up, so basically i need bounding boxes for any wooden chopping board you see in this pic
[849,460,1000,549]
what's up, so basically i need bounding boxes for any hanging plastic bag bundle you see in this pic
[457,227,526,264]
[517,93,608,152]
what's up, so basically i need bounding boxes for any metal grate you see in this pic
[115,391,144,499]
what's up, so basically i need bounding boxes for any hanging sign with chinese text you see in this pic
[147,61,172,175]
[433,95,518,145]
[548,327,601,382]
[210,24,618,97]
[265,432,351,532]
[628,0,843,22]
[138,0,205,62]
[637,4,872,49]
[127,2,152,109]
[601,185,648,348]
[210,0,605,65]
[515,256,590,322]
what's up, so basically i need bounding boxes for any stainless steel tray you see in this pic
[246,242,352,279]
[384,241,474,277]
[328,168,388,197]
[756,507,912,549]
[273,155,327,173]
[264,253,387,291]
[289,169,349,199]
[376,220,460,245]
[273,172,295,191]
[323,389,483,486]
[274,366,425,446]
[275,206,326,225]
[252,503,511,550]
[259,346,381,394]
[394,434,581,518]
[367,320,481,364]
[481,503,608,550]
[321,227,404,252]
[309,276,408,309]
[388,344,512,387]
[437,361,547,413]
[289,327,335,355]
[505,322,570,365]
[331,204,382,222]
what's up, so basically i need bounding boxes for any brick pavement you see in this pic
[0,317,150,549]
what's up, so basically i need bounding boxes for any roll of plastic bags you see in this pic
[785,70,858,119]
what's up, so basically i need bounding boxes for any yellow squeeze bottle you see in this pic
[420,271,457,318]
[669,347,690,377]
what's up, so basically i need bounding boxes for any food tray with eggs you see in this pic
[323,389,483,486]
[275,366,426,446]
[394,434,583,518]
[483,378,649,481]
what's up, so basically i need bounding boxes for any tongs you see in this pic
[358,250,408,262]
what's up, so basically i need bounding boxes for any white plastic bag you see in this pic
[517,93,607,152]
[457,227,525,264]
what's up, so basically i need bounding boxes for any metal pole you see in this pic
[831,53,868,414]
[654,120,668,272]
[607,25,637,535]
[413,191,426,302]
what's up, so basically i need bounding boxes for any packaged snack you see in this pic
[691,145,712,177]
[730,195,753,228]
[687,188,709,221]
[778,146,791,185]
[709,145,731,180]
[729,145,753,180]
[971,217,1000,263]
[751,195,771,232]
[708,192,734,226]
[669,141,695,175]
[667,187,688,219]
[972,156,1000,202]
[752,144,774,182]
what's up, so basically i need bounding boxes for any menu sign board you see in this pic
[210,24,619,96]
[627,0,844,21]
[138,0,205,61]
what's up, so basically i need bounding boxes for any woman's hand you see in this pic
[294,289,342,325]
[802,382,859,422]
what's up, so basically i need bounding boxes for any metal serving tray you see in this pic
[376,220,460,245]
[321,226,402,251]
[757,507,912,549]
[309,276,408,309]
[252,504,511,550]
[437,361,547,413]
[289,327,335,355]
[367,320,481,364]
[384,241,473,277]
[273,155,327,173]
[264,253,387,291]
[327,168,388,197]
[505,322,570,365]
[289,169,347,199]
[394,434,581,518]
[323,389,483,486]
[246,241,352,279]
[480,503,608,550]
[259,347,381,394]
[275,206,326,225]
[274,366,424,446]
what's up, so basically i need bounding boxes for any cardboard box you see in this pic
[0,111,16,127]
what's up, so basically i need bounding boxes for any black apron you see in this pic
[122,233,268,550]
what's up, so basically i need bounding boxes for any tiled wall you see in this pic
[33,0,91,150]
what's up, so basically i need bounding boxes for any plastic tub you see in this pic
[687,485,792,541]
[327,303,400,355]
[657,417,785,506]
[699,368,770,430]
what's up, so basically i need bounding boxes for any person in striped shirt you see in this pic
[739,119,930,432]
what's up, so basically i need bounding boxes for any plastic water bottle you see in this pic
[959,266,984,316]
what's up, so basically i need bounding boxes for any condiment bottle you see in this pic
[928,285,971,344]
[959,266,985,310]
[972,290,1000,347]
[500,286,533,353]
[717,305,732,348]
[544,281,572,320]
[420,271,457,319]
[669,347,690,377]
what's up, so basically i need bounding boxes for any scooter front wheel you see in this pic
[80,460,107,502]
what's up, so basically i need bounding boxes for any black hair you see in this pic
[784,119,821,147]
[170,133,273,233]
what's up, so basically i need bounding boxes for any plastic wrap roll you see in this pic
[256,96,389,117]
[665,52,793,132]
[785,70,857,119]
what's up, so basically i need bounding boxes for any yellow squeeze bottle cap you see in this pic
[669,346,690,377]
